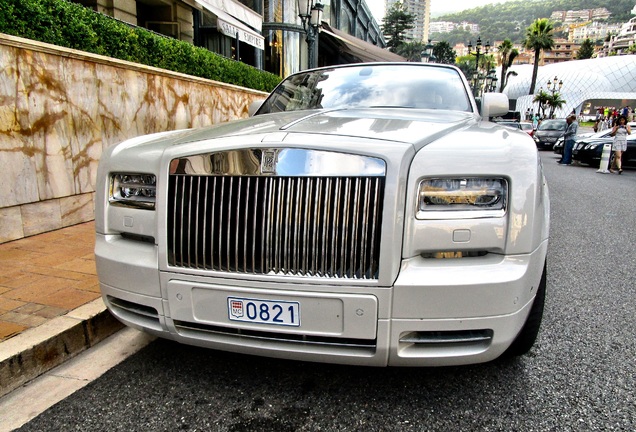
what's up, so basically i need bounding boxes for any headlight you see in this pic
[587,143,599,150]
[109,173,156,209]
[417,178,507,219]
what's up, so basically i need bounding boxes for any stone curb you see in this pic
[0,299,124,398]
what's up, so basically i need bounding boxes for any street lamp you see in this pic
[546,75,563,94]
[467,36,490,96]
[545,76,564,118]
[421,41,436,63]
[298,0,324,69]
[485,68,498,93]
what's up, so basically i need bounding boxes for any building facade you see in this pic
[550,7,610,24]
[73,0,394,79]
[570,22,621,43]
[600,14,636,56]
[542,39,581,65]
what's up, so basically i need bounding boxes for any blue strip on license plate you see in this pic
[228,297,301,327]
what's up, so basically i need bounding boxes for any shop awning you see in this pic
[197,0,264,50]
[320,24,405,63]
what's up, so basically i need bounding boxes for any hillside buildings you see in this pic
[599,5,636,56]
[570,22,622,43]
[542,40,581,64]
[550,7,610,23]
[441,3,636,63]
[429,21,480,34]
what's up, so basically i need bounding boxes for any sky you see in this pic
[367,0,518,22]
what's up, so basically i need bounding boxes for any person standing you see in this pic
[609,115,631,174]
[558,114,578,165]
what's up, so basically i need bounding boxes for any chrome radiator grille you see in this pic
[167,175,384,279]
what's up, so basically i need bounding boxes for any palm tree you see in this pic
[533,90,550,119]
[504,70,518,91]
[497,39,519,92]
[524,18,555,95]
[397,41,426,62]
[546,93,566,118]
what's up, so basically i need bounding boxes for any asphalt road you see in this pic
[17,152,636,432]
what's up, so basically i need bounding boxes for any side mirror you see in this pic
[480,93,508,120]
[248,99,265,116]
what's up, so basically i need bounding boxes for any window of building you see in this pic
[137,1,179,38]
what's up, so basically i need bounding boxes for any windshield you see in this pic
[538,120,566,131]
[257,64,472,114]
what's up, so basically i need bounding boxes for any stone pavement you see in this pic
[0,222,123,397]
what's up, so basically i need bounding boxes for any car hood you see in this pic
[535,129,564,136]
[111,108,478,155]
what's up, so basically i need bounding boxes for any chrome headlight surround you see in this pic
[109,173,157,210]
[417,177,508,220]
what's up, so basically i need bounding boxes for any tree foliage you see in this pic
[576,38,595,59]
[455,55,475,79]
[546,92,567,118]
[432,41,456,64]
[525,18,555,95]
[533,90,550,118]
[397,41,426,61]
[381,3,415,53]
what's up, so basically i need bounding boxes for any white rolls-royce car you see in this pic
[95,63,549,366]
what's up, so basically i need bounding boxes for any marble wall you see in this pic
[0,34,268,243]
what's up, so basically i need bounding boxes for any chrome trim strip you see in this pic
[170,149,386,177]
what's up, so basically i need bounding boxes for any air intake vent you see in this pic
[174,321,377,350]
[400,330,494,346]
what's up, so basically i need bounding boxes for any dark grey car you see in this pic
[534,119,567,150]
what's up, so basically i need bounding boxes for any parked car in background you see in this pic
[534,119,567,150]
[554,129,614,155]
[573,134,636,168]
[95,63,549,367]
[519,122,534,137]
[496,121,534,137]
[553,137,563,155]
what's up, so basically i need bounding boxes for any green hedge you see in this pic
[0,0,281,92]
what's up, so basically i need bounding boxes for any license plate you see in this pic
[228,297,300,327]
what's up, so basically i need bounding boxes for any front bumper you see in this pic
[96,234,547,366]
[573,150,601,165]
